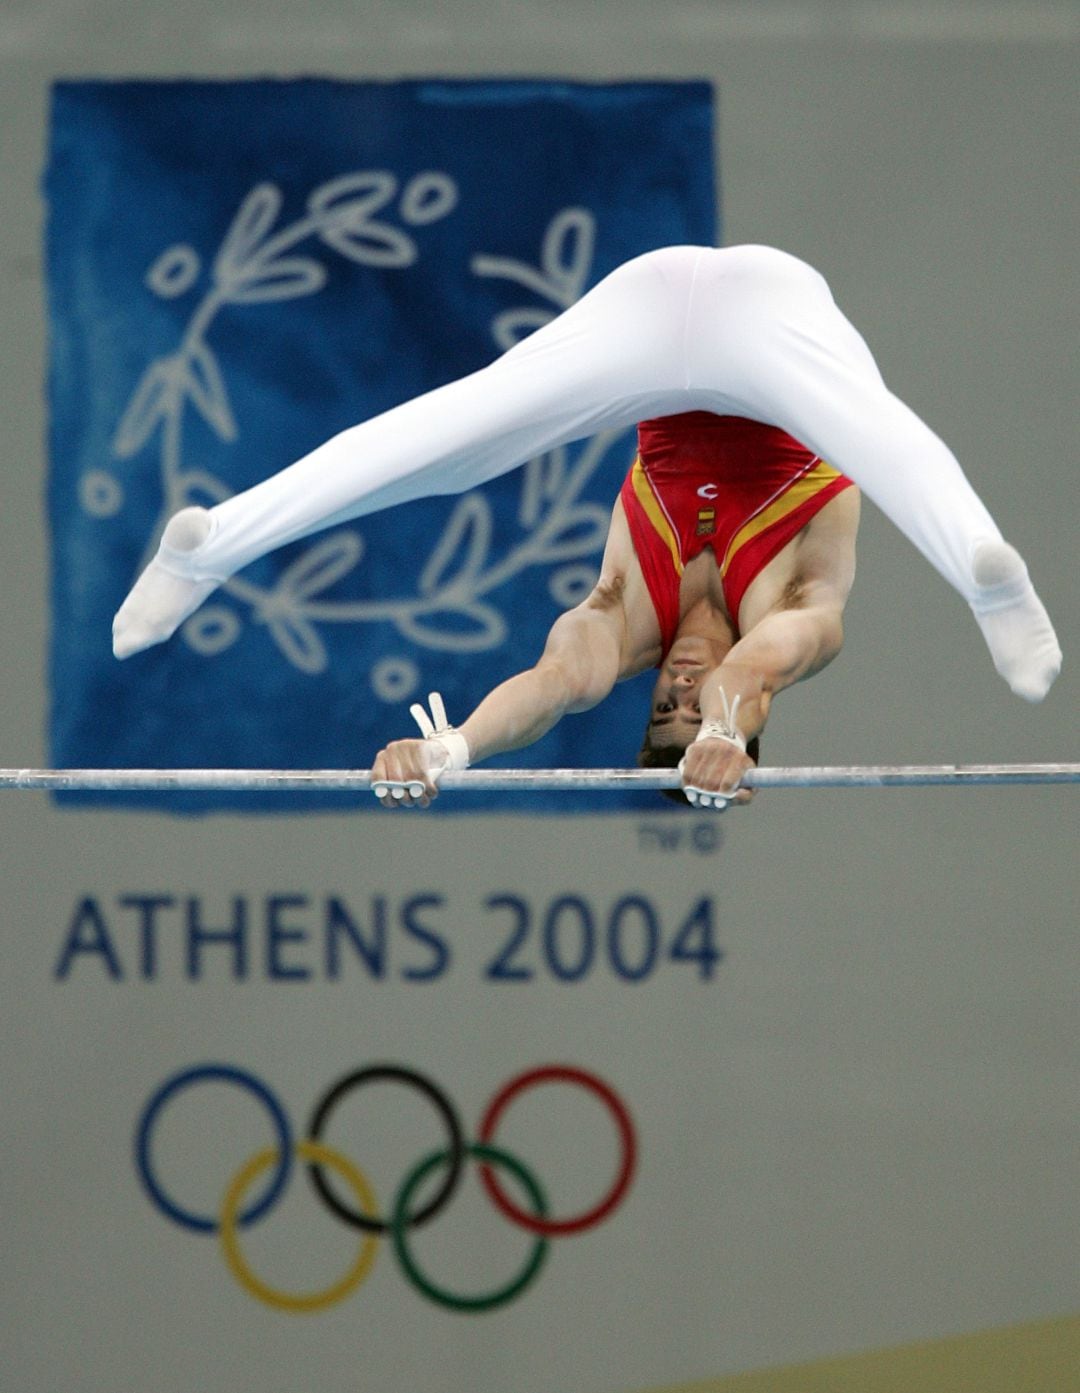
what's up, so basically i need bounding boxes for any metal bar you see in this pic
[0,764,1077,792]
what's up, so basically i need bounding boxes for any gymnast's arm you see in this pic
[681,594,848,802]
[461,593,625,760]
[371,585,625,806]
[682,491,860,803]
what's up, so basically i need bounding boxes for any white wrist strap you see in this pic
[409,692,471,770]
[677,689,747,812]
[693,689,746,752]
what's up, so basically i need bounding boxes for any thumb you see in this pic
[419,737,452,783]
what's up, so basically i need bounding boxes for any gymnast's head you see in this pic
[636,635,758,796]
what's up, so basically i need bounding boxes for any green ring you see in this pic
[391,1141,549,1312]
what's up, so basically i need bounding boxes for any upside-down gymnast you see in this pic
[112,245,1062,809]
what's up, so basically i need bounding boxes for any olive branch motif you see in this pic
[100,176,619,689]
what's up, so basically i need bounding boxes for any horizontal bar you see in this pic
[0,764,1077,792]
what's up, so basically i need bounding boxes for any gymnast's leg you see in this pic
[684,246,1062,701]
[112,248,696,659]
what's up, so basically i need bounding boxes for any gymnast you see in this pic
[111,244,1062,808]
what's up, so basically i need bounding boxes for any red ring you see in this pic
[477,1065,636,1236]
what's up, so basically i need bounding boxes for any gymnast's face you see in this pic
[645,649,712,751]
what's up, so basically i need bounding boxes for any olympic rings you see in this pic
[478,1064,637,1236]
[306,1064,464,1233]
[136,1064,293,1233]
[220,1140,380,1313]
[134,1060,635,1312]
[392,1143,549,1312]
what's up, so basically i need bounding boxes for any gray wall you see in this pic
[1,4,1077,1391]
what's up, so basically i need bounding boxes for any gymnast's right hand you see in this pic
[371,693,471,809]
[371,739,448,809]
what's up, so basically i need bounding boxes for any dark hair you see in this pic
[637,730,760,804]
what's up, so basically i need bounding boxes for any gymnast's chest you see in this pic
[677,549,737,632]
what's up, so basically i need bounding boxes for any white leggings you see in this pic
[191,244,1001,601]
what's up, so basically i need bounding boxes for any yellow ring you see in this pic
[219,1140,379,1313]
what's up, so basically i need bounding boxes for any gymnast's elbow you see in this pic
[538,601,623,713]
[748,603,846,693]
[789,605,846,684]
[536,652,617,715]
[815,607,845,667]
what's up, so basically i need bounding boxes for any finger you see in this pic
[371,767,399,799]
[373,775,436,809]
[400,782,434,810]
[372,778,400,807]
[428,692,448,731]
[382,748,418,785]
[684,786,729,812]
[409,703,435,738]
[371,779,412,805]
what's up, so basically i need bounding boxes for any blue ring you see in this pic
[135,1064,293,1233]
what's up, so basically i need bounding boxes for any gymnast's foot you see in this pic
[969,540,1062,702]
[112,507,220,659]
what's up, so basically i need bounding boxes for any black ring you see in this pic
[306,1064,465,1233]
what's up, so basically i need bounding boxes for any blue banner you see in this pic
[45,78,717,811]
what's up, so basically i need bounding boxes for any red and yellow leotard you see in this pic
[620,411,854,651]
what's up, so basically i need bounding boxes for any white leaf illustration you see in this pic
[541,207,595,304]
[519,451,567,528]
[213,184,283,283]
[395,601,507,652]
[274,534,364,602]
[492,307,555,352]
[112,359,180,458]
[470,255,554,302]
[182,341,237,441]
[533,503,610,564]
[471,208,597,311]
[308,172,416,268]
[146,243,201,300]
[264,612,329,674]
[223,255,327,305]
[318,223,415,268]
[181,605,242,658]
[418,494,492,597]
[399,172,459,226]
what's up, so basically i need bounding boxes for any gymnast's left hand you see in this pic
[678,738,756,811]
[371,739,449,809]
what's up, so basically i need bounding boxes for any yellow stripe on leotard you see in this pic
[721,459,842,577]
[630,457,683,576]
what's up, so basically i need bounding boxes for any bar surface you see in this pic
[0,764,1077,791]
